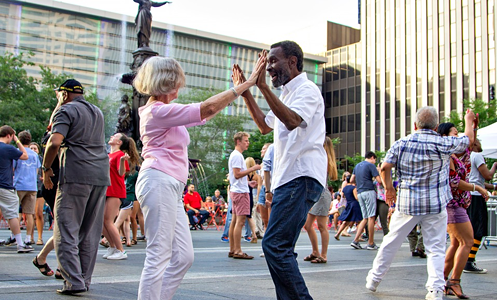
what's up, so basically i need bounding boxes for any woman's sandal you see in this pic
[32,256,54,276]
[131,239,137,245]
[310,257,327,264]
[55,269,63,280]
[341,233,351,237]
[36,239,44,245]
[334,235,340,241]
[445,278,469,299]
[303,254,319,261]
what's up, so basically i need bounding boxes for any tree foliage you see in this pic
[445,98,497,131]
[0,52,70,143]
[0,51,123,144]
[445,98,497,169]
[176,88,247,198]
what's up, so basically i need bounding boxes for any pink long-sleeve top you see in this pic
[138,101,206,184]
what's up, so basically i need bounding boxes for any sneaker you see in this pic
[190,225,197,231]
[260,253,265,257]
[221,236,229,242]
[136,235,146,241]
[103,247,117,259]
[196,224,204,230]
[17,244,34,253]
[362,233,369,240]
[244,237,252,243]
[365,276,380,292]
[107,250,127,260]
[425,290,443,300]
[366,243,379,250]
[351,241,362,249]
[5,237,17,246]
[463,261,488,274]
[0,239,5,246]
[24,240,33,246]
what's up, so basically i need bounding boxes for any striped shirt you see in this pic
[385,129,469,215]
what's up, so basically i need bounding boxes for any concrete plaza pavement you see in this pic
[1,228,497,300]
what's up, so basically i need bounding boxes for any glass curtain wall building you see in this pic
[323,42,362,158]
[361,0,496,154]
[0,0,326,126]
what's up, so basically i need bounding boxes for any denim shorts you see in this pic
[447,205,470,224]
[258,185,266,206]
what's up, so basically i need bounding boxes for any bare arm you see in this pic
[375,175,383,187]
[232,64,272,134]
[380,162,396,206]
[42,132,64,189]
[352,188,358,200]
[233,165,261,180]
[200,55,266,120]
[264,170,272,203]
[463,109,476,148]
[478,162,497,181]
[119,154,129,177]
[13,136,28,160]
[350,174,356,184]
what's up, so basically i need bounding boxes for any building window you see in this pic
[333,117,339,134]
[340,116,347,133]
[340,89,346,106]
[348,87,355,104]
[356,113,361,131]
[333,90,339,107]
[348,114,355,132]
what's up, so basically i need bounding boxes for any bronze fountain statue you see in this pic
[118,0,172,146]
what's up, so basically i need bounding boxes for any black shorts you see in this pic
[467,195,488,239]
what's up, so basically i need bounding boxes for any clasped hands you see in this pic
[232,50,268,92]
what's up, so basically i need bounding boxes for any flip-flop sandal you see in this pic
[334,235,340,241]
[228,252,234,257]
[32,256,54,276]
[311,257,327,264]
[341,233,351,237]
[131,239,137,245]
[303,254,319,261]
[233,253,254,259]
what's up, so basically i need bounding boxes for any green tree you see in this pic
[244,130,274,161]
[445,98,497,131]
[176,88,247,198]
[445,98,497,169]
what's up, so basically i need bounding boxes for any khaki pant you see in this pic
[53,182,107,291]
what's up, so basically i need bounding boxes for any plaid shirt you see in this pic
[385,129,469,215]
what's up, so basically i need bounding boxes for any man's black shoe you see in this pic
[56,288,87,295]
[196,224,204,230]
[189,225,197,231]
[412,248,426,258]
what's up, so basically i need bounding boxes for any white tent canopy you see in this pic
[478,122,497,159]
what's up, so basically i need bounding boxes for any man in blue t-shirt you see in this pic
[350,151,383,250]
[13,131,40,245]
[0,125,33,253]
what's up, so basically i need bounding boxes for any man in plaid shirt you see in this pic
[365,107,476,300]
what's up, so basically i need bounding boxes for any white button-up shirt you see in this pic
[264,72,327,191]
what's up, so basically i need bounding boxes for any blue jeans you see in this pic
[222,199,251,238]
[262,176,323,300]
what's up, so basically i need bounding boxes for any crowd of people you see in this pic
[1,40,497,300]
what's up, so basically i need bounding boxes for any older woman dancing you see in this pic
[133,56,265,300]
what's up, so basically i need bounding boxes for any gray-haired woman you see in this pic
[133,55,265,300]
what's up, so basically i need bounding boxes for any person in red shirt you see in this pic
[102,133,140,260]
[184,184,209,230]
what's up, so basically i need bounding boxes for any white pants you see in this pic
[368,209,447,292]
[136,168,194,300]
